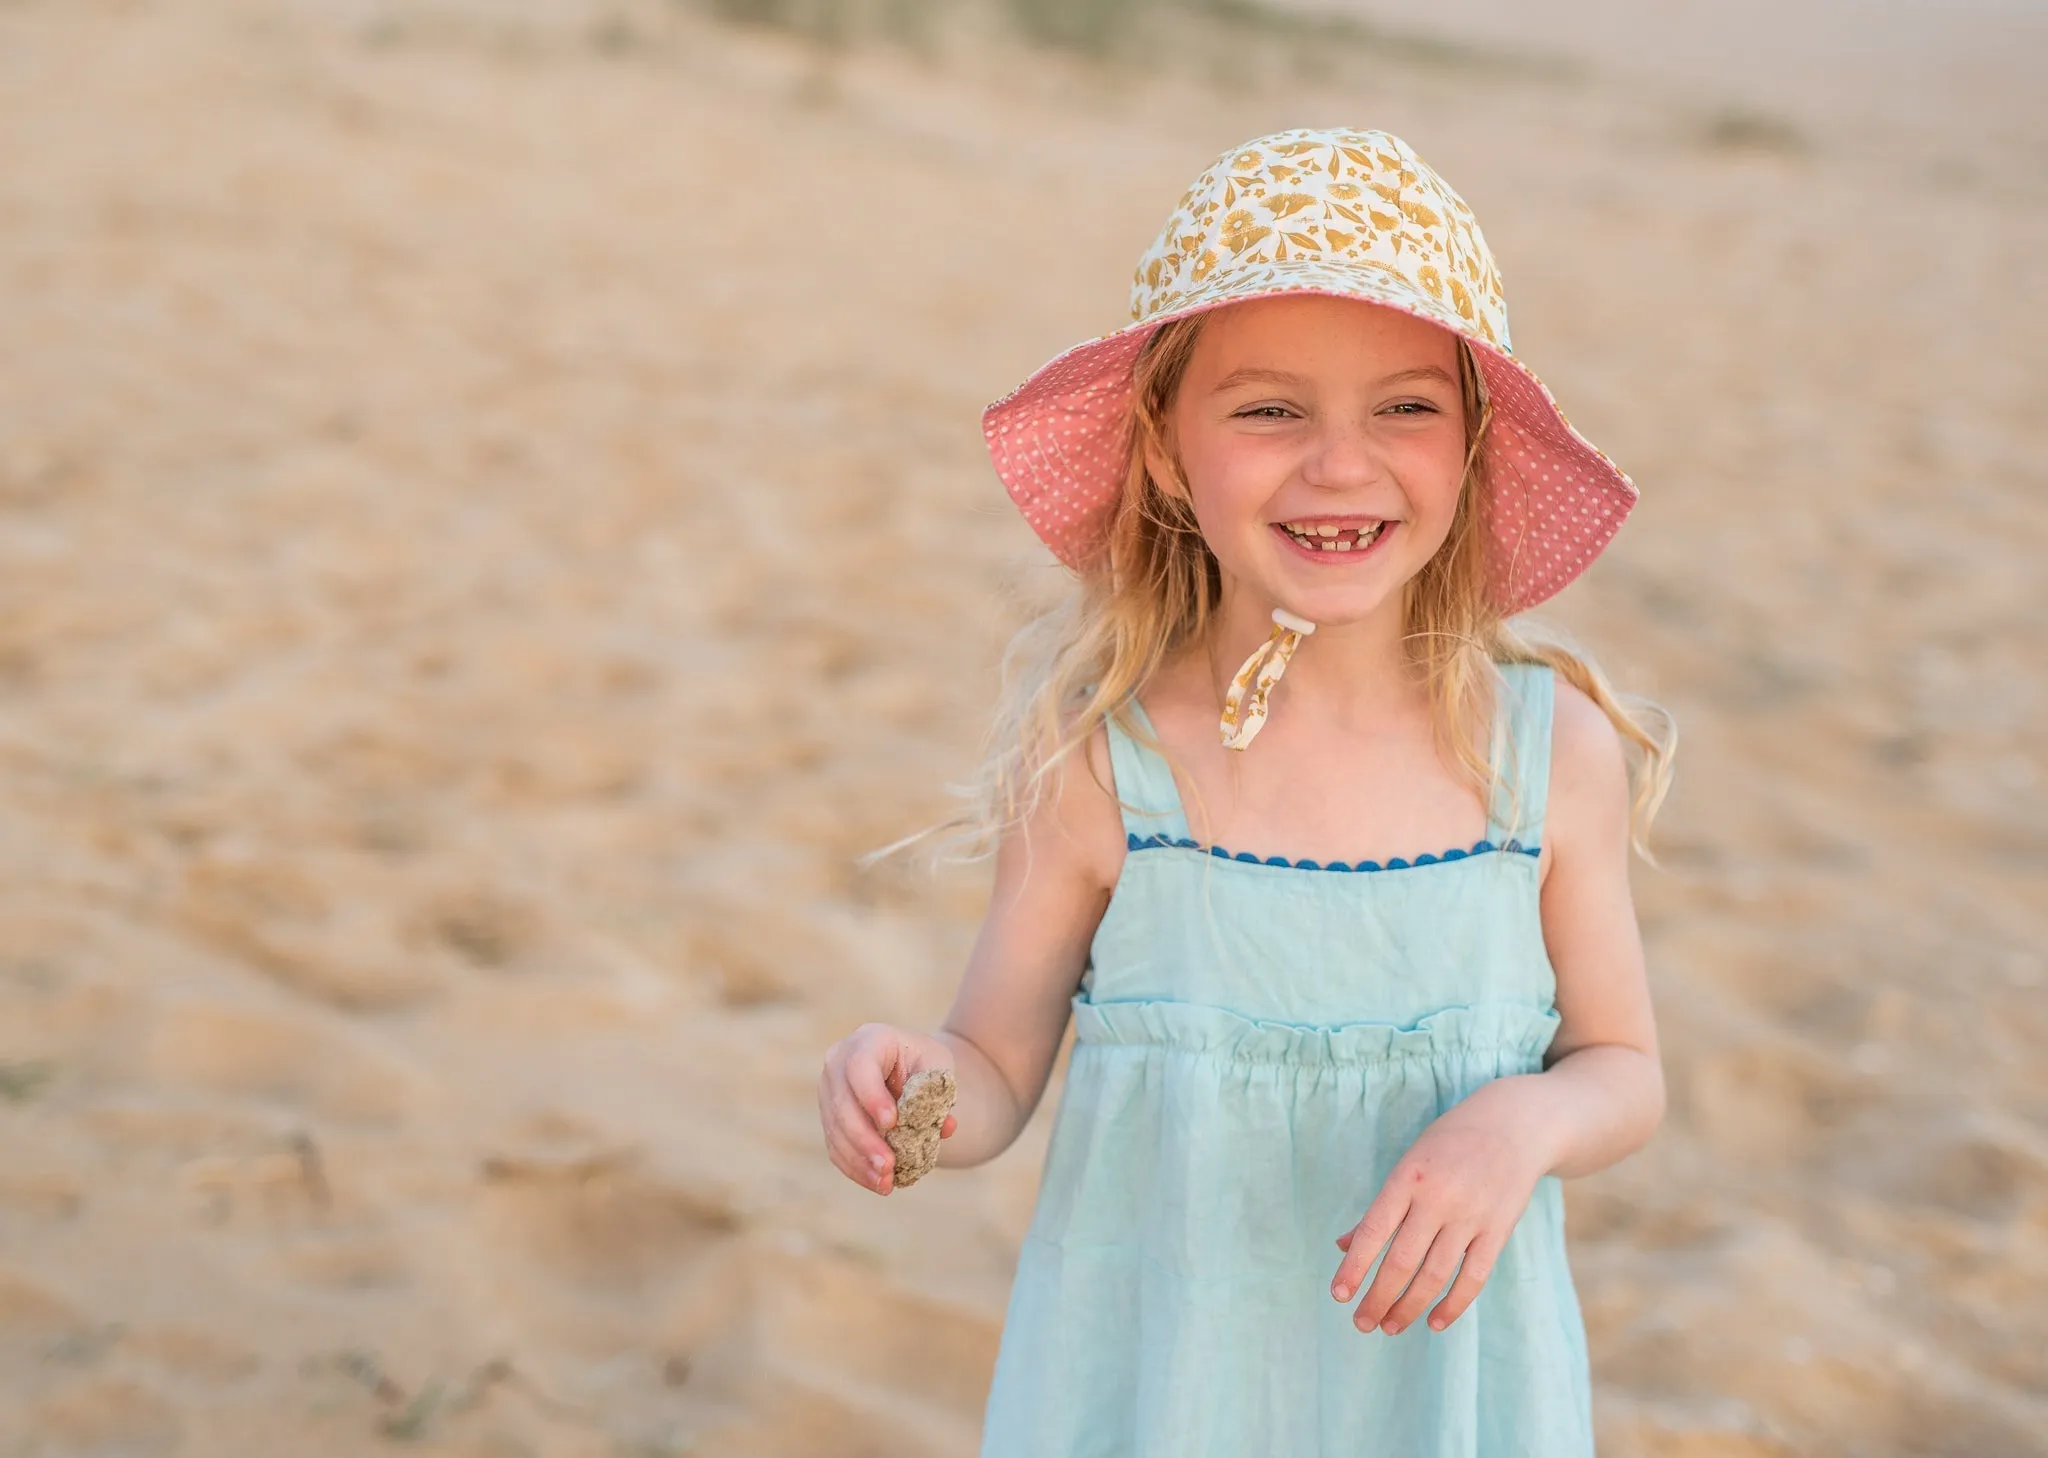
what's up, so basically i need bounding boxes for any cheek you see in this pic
[1179,428,1293,532]
[1393,435,1469,525]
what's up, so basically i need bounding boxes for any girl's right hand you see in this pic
[818,1022,958,1195]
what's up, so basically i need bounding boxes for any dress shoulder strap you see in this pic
[1103,698,1192,844]
[1486,661,1555,851]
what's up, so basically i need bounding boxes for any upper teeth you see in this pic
[1282,520,1383,550]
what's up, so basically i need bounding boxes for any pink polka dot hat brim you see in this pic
[981,265,1638,616]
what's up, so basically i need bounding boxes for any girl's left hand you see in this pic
[1329,1078,1554,1335]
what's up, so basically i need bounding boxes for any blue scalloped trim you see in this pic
[1123,831,1538,872]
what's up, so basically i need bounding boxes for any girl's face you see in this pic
[1150,294,1470,627]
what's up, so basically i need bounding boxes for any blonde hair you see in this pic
[870,312,1675,869]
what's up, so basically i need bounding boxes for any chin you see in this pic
[1310,596,1402,627]
[1271,583,1403,626]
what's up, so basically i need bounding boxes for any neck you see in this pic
[1206,580,1421,728]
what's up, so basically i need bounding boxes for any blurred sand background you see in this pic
[1,0,2045,1453]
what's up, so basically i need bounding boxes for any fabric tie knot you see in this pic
[1219,608,1317,751]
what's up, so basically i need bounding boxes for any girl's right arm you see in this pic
[818,721,1124,1195]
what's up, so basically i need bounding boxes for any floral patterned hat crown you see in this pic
[1134,130,1509,348]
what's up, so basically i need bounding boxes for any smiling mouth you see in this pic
[1274,519,1389,554]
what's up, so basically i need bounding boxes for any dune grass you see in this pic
[681,0,1574,76]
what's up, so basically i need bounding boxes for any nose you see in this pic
[1299,415,1387,494]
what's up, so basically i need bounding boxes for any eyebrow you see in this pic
[1210,364,1458,392]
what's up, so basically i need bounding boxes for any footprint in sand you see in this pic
[1681,1037,1877,1163]
[142,1000,433,1125]
[472,1136,740,1293]
[118,1324,261,1385]
[178,1131,340,1228]
[177,849,446,1012]
[680,897,849,1010]
[451,1115,756,1427]
[28,1375,182,1456]
[682,1250,1002,1458]
[408,883,546,972]
[0,1165,85,1226]
[1915,1125,2048,1222]
[276,1232,412,1294]
[0,1266,86,1353]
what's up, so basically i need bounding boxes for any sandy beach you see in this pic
[0,1,2044,1453]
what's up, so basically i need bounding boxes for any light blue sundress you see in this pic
[980,662,1594,1458]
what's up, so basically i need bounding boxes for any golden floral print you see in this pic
[1128,128,1511,352]
[1219,615,1311,751]
[1219,210,1272,256]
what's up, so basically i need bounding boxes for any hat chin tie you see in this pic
[1219,608,1317,751]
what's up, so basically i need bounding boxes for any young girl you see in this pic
[818,126,1673,1456]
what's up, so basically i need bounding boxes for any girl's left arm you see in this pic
[1331,680,1665,1333]
[1512,676,1667,1175]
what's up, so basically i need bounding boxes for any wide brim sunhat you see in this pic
[982,127,1637,617]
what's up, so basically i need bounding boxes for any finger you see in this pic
[843,1039,903,1133]
[825,1126,887,1192]
[940,1114,957,1139]
[817,1070,845,1154]
[1331,1191,1409,1302]
[1352,1218,1439,1332]
[825,1080,895,1171]
[1427,1232,1505,1332]
[844,1126,894,1185]
[1380,1226,1472,1334]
